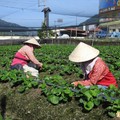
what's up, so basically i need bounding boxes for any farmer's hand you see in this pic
[71,81,82,87]
[38,63,43,70]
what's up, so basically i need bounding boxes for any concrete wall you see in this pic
[1,38,120,46]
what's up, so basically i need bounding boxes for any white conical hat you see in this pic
[69,42,99,62]
[24,38,41,47]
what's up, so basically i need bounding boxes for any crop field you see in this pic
[0,44,120,120]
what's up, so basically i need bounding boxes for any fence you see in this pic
[1,38,120,46]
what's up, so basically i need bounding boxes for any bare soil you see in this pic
[0,83,119,120]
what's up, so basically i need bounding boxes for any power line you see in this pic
[0,0,100,27]
[0,5,38,11]
[0,0,37,5]
[50,12,95,18]
[0,2,43,19]
[38,0,46,7]
[0,10,19,19]
[0,4,98,18]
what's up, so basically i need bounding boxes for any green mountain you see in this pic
[0,19,23,27]
[0,19,29,32]
[79,14,99,26]
[0,19,31,36]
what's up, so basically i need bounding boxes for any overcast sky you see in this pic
[0,0,99,27]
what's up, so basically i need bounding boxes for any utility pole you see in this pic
[42,7,51,38]
[76,16,78,38]
[38,0,46,7]
[54,20,57,38]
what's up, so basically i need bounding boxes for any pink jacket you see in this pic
[79,57,118,87]
[11,45,41,66]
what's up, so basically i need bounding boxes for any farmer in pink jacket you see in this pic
[69,42,118,89]
[10,38,43,77]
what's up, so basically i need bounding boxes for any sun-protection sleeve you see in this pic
[24,46,42,67]
[77,58,109,86]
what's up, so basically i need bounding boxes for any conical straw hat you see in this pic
[24,38,41,47]
[69,42,99,62]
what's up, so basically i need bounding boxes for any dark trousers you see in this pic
[10,64,23,70]
[10,62,40,71]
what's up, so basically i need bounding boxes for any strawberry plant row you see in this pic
[0,44,120,118]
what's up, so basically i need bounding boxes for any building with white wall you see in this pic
[99,0,120,33]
